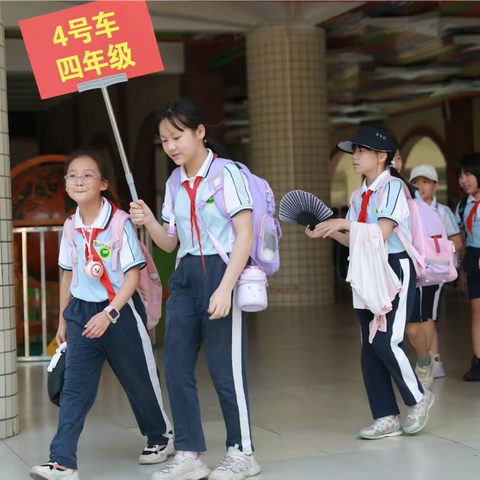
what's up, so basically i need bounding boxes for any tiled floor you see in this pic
[4,288,480,479]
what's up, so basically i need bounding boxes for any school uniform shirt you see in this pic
[58,198,146,303]
[431,198,460,238]
[161,149,253,259]
[455,195,480,248]
[346,170,412,254]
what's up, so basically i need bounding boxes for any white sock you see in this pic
[183,451,199,460]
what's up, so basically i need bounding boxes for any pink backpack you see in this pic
[351,175,457,287]
[63,209,162,330]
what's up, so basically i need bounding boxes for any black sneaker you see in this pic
[463,356,480,381]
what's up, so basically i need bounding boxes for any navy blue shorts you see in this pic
[410,285,444,323]
[464,247,480,301]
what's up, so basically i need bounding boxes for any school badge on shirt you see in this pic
[99,246,111,259]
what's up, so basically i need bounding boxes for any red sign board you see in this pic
[19,0,163,99]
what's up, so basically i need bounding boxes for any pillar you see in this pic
[246,26,333,306]
[444,98,474,205]
[0,2,19,439]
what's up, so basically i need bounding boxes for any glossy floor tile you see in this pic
[0,440,31,480]
[4,287,480,479]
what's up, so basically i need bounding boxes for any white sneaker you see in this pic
[433,355,446,378]
[209,446,261,480]
[404,390,435,435]
[152,452,211,480]
[140,441,175,465]
[415,352,434,389]
[358,416,403,440]
[30,462,80,480]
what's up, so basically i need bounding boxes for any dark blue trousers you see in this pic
[164,255,253,454]
[356,252,425,419]
[50,293,171,469]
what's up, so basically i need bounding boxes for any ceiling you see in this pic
[324,1,480,124]
[195,2,480,127]
[1,1,362,32]
[7,2,480,128]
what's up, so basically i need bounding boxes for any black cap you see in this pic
[337,126,397,154]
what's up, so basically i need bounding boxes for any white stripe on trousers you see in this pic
[231,289,252,454]
[390,259,424,403]
[128,299,173,436]
[432,284,443,321]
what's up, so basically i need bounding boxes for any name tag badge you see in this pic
[93,240,113,248]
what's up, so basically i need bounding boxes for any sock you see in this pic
[183,451,199,460]
[418,355,432,368]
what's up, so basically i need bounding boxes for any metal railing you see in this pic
[13,225,155,362]
[14,226,63,362]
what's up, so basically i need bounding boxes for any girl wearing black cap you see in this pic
[307,126,434,440]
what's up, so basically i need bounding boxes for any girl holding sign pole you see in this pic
[130,100,261,480]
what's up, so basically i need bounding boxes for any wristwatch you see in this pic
[104,305,120,324]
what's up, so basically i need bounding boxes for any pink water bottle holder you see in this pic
[236,266,268,312]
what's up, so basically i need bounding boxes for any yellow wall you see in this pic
[404,137,447,204]
[331,153,362,208]
[386,106,446,146]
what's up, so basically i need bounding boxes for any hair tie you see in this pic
[390,159,396,168]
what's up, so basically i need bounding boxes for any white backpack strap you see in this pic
[199,158,230,219]
[167,169,182,237]
[110,210,129,281]
[63,216,78,288]
[349,188,361,219]
[194,203,230,265]
[376,175,423,276]
[393,227,423,277]
[199,169,224,209]
[374,174,413,210]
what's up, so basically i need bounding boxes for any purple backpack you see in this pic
[168,158,282,276]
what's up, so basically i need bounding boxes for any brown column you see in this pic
[444,98,474,205]
[181,44,225,145]
[247,26,333,306]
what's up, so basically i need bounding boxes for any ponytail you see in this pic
[385,151,417,198]
[204,138,229,159]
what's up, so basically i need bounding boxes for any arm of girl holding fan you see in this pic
[306,217,395,246]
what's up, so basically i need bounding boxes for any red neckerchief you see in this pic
[180,154,219,274]
[358,190,373,223]
[77,202,117,302]
[183,177,206,273]
[467,200,480,240]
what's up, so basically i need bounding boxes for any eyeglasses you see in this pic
[64,173,103,185]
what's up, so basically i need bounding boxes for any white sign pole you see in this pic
[77,73,138,202]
